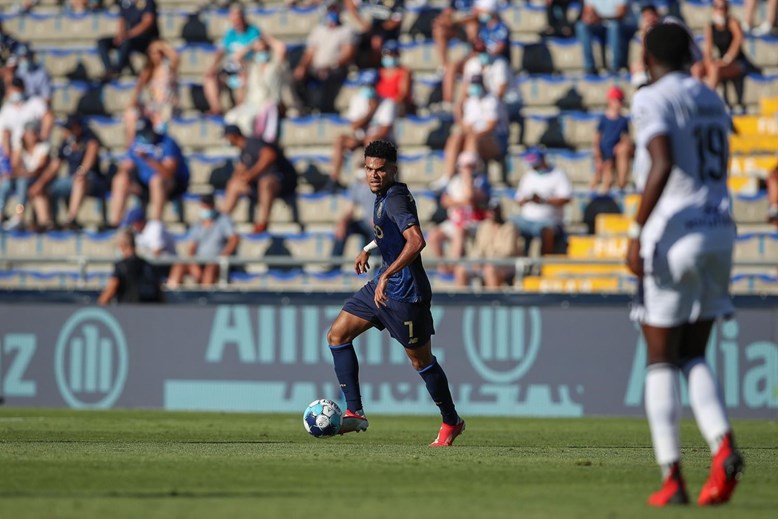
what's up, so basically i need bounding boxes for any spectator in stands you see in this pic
[167,194,240,288]
[98,228,163,304]
[512,149,572,256]
[575,0,634,74]
[329,171,375,270]
[225,33,287,141]
[474,0,511,63]
[292,3,356,114]
[203,3,260,115]
[97,0,159,80]
[30,115,104,231]
[592,85,632,193]
[433,0,478,67]
[696,0,755,100]
[122,206,177,259]
[345,0,404,68]
[108,117,190,229]
[768,165,778,225]
[427,151,490,274]
[328,69,396,190]
[376,40,414,116]
[454,200,519,288]
[1,121,49,231]
[65,0,105,14]
[124,40,180,144]
[441,73,507,187]
[221,124,297,234]
[543,0,575,37]
[447,37,510,104]
[0,21,19,66]
[742,0,777,35]
[629,4,662,87]
[7,44,52,105]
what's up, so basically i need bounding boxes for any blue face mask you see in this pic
[468,84,484,98]
[381,56,397,68]
[479,53,491,65]
[200,208,216,221]
[17,59,29,73]
[255,51,270,64]
[153,121,167,135]
[478,13,491,24]
[360,86,376,99]
[8,92,24,104]
[325,11,340,25]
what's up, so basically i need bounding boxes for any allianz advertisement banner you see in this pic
[0,303,776,418]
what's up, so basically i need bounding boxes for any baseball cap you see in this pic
[357,69,379,86]
[524,148,546,168]
[63,114,83,130]
[122,207,145,227]
[475,0,498,13]
[607,85,625,101]
[200,193,215,206]
[10,76,24,90]
[223,124,243,137]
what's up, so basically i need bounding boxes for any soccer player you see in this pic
[627,23,744,507]
[326,140,465,447]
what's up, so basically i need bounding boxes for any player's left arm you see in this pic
[97,276,120,305]
[374,224,425,307]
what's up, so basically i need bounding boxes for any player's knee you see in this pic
[327,326,348,347]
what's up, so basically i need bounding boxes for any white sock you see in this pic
[681,357,731,454]
[645,363,681,469]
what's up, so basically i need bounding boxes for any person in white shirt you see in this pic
[0,77,53,160]
[328,69,396,190]
[443,38,511,105]
[626,23,743,507]
[1,120,50,230]
[512,149,571,255]
[441,74,508,187]
[122,206,177,258]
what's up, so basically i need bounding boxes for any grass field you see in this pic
[0,409,776,519]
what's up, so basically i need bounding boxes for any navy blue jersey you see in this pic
[372,182,432,303]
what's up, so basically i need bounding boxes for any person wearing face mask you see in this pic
[293,5,356,114]
[167,194,240,288]
[7,44,52,106]
[345,0,405,68]
[328,68,397,190]
[0,121,49,231]
[376,40,414,116]
[98,228,164,304]
[473,0,511,64]
[511,149,571,256]
[696,0,756,103]
[458,37,510,103]
[107,117,190,230]
[121,206,176,278]
[440,73,508,186]
[225,33,287,141]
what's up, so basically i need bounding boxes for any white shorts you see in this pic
[631,232,735,327]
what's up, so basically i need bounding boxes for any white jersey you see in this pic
[631,72,735,255]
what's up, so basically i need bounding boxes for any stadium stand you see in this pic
[0,0,775,294]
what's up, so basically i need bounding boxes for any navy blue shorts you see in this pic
[342,282,435,349]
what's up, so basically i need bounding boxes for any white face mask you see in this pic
[712,14,727,25]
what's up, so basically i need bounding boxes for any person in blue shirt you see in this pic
[475,0,511,64]
[327,140,465,447]
[97,0,159,79]
[108,117,189,229]
[592,85,633,193]
[203,4,261,115]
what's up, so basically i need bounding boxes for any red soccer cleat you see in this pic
[429,419,465,447]
[648,463,689,507]
[338,409,369,435]
[698,433,745,506]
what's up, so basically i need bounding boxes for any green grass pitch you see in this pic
[0,409,776,518]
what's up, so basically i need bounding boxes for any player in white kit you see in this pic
[626,23,744,507]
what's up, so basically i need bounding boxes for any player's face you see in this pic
[364,157,396,193]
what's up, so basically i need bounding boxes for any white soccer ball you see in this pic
[303,399,343,438]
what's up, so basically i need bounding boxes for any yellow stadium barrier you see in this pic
[729,156,776,177]
[522,276,625,293]
[727,176,758,194]
[623,194,641,217]
[759,97,778,117]
[732,115,778,136]
[541,263,630,276]
[730,135,778,154]
[567,236,628,259]
[595,213,631,235]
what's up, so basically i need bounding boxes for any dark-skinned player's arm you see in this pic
[626,135,674,277]
[374,225,425,308]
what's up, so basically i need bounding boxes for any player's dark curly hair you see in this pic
[644,23,694,71]
[365,140,398,164]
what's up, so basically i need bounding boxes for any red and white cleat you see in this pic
[338,409,369,435]
[429,419,465,447]
[698,433,745,506]
[648,464,689,507]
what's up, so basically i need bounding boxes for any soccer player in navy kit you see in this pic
[327,140,465,446]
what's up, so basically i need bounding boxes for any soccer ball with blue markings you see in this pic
[303,399,342,438]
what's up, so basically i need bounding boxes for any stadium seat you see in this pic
[764,233,778,259]
[546,38,586,72]
[730,155,776,177]
[562,112,600,147]
[168,116,226,150]
[502,3,548,35]
[517,75,571,108]
[743,75,778,106]
[238,233,273,258]
[622,193,641,218]
[730,134,778,154]
[103,82,138,115]
[283,232,334,258]
[733,115,778,136]
[280,116,349,148]
[395,116,444,147]
[39,232,79,257]
[88,117,125,150]
[731,193,770,223]
[51,82,89,115]
[541,261,629,277]
[759,96,778,116]
[80,232,116,258]
[734,233,763,261]
[38,47,102,79]
[728,175,759,194]
[595,213,630,235]
[567,236,628,259]
[2,231,38,258]
[745,37,778,68]
[177,44,218,76]
[521,275,625,293]
[158,10,188,41]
